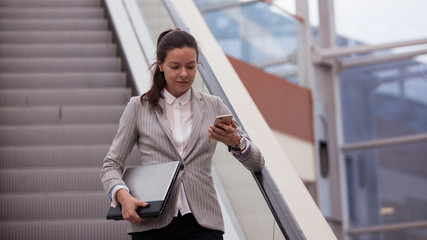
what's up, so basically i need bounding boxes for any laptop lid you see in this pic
[106,161,182,220]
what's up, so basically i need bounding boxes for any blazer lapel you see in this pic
[183,89,205,160]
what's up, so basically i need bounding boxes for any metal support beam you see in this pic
[313,37,427,70]
[337,48,427,69]
[313,37,427,61]
[342,133,427,152]
[312,0,346,239]
[253,55,294,68]
[295,0,313,87]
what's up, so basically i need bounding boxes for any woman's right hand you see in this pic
[116,188,149,224]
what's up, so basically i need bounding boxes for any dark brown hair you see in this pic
[140,28,199,113]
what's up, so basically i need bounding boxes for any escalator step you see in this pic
[0,7,104,19]
[0,72,126,89]
[0,124,119,145]
[0,58,121,73]
[0,19,108,31]
[0,219,128,240]
[0,31,112,44]
[0,106,125,125]
[0,192,110,220]
[0,44,117,58]
[0,0,101,8]
[0,88,131,106]
[0,168,104,193]
[0,145,141,168]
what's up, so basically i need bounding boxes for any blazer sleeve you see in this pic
[215,97,265,173]
[233,123,265,172]
[100,97,139,201]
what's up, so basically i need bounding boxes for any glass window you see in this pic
[195,0,246,11]
[194,1,299,83]
[340,56,427,144]
[264,63,298,84]
[345,141,427,228]
[349,227,427,240]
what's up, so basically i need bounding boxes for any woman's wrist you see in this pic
[116,188,130,204]
[233,136,242,148]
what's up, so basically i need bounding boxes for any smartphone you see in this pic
[209,114,233,143]
[213,114,233,128]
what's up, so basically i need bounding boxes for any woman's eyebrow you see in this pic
[167,60,196,65]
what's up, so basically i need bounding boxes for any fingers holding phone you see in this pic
[209,114,232,142]
[208,114,240,146]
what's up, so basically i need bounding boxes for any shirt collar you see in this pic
[163,88,192,105]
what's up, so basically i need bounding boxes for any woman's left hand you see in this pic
[208,120,241,147]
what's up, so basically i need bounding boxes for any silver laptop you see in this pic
[106,161,183,220]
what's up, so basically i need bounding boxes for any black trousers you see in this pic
[130,213,223,240]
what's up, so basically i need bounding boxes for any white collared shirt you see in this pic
[162,88,192,216]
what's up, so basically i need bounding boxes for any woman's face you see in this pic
[159,47,197,98]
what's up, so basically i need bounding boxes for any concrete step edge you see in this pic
[0,191,111,221]
[0,144,141,168]
[0,124,119,146]
[0,88,130,93]
[0,57,120,61]
[0,72,126,89]
[0,105,125,125]
[0,44,117,58]
[0,0,101,8]
[0,7,104,19]
[0,88,131,107]
[0,19,107,23]
[0,43,116,48]
[0,218,128,240]
[0,167,104,193]
[0,58,122,73]
[0,30,111,34]
[0,19,108,31]
[0,31,113,44]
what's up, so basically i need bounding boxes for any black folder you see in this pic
[106,161,183,220]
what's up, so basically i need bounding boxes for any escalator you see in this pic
[0,0,134,239]
[0,0,335,239]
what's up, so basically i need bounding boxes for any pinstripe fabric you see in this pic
[100,88,264,234]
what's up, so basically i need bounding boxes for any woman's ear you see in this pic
[157,61,163,72]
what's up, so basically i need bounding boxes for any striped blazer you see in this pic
[100,88,265,234]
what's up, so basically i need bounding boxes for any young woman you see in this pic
[101,29,265,240]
